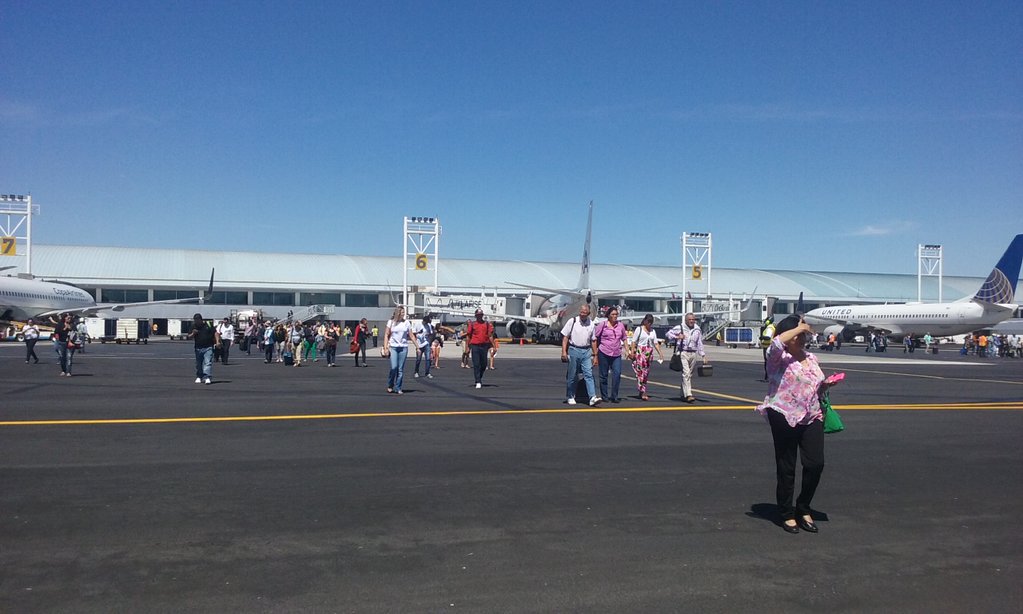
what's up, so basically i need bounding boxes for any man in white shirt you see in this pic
[23,318,41,364]
[667,312,709,403]
[217,318,236,365]
[560,304,600,406]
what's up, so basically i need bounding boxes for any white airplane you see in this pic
[803,234,1023,339]
[499,202,671,338]
[429,202,746,339]
[0,267,215,323]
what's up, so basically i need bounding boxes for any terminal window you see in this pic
[205,291,248,305]
[154,290,200,301]
[253,292,295,306]
[102,289,149,303]
[345,293,379,308]
[300,292,342,306]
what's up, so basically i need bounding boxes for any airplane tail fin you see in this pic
[796,292,805,317]
[576,201,593,291]
[973,234,1023,304]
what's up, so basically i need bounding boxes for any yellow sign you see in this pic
[415,253,428,270]
[1,236,15,256]
[692,264,702,280]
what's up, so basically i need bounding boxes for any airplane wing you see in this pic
[34,296,207,319]
[37,268,215,319]
[503,282,674,299]
[426,304,553,326]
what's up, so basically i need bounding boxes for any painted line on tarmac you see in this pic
[1,401,1021,427]
[823,366,1023,386]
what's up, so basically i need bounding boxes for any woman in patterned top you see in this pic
[755,315,841,534]
[629,314,665,401]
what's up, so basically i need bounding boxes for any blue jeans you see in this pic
[195,346,213,379]
[597,351,622,400]
[565,346,596,400]
[54,340,74,374]
[388,346,407,391]
[415,344,431,376]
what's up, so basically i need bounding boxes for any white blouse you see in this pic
[387,319,412,348]
[631,327,658,348]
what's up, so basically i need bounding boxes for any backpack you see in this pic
[68,330,82,348]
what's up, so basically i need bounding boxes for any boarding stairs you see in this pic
[289,304,336,323]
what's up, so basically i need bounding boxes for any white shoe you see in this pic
[195,378,202,384]
[589,396,601,406]
[566,397,577,405]
[204,378,212,385]
[414,373,420,378]
[427,373,433,379]
[475,382,482,389]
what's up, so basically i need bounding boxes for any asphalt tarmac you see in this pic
[1,340,1021,613]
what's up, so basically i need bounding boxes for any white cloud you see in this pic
[848,221,917,237]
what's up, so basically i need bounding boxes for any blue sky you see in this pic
[2,1,1020,277]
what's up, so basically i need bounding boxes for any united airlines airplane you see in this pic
[803,235,1023,339]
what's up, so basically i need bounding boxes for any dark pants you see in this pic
[354,341,367,366]
[264,341,274,363]
[471,344,490,384]
[26,339,39,363]
[768,409,825,521]
[325,343,337,365]
[597,351,622,401]
[220,340,232,364]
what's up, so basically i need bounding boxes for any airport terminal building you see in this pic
[19,244,1014,333]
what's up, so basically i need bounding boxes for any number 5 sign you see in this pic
[1,236,15,256]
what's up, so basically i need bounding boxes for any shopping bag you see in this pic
[669,353,683,371]
[821,393,844,434]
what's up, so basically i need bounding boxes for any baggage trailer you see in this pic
[167,319,189,340]
[724,326,758,349]
[86,318,116,343]
[115,318,150,344]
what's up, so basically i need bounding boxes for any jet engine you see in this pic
[507,320,527,339]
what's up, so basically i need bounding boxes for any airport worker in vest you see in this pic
[667,312,708,403]
[466,309,497,389]
[560,304,600,406]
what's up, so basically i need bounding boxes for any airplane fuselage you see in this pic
[804,301,1016,338]
[0,276,96,322]
[536,293,595,333]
